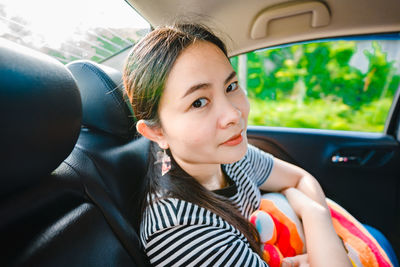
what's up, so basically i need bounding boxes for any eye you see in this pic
[226,81,238,93]
[192,98,208,108]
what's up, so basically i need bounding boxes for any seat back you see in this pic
[0,39,81,195]
[66,60,149,230]
[0,40,148,266]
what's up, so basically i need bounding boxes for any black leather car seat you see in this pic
[0,40,148,266]
[66,60,150,231]
[0,39,81,193]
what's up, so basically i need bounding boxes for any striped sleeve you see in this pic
[245,144,274,187]
[141,199,268,267]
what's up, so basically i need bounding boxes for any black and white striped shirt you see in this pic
[140,144,274,266]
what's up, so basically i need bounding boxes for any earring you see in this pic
[155,149,171,176]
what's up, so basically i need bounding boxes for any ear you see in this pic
[136,120,169,149]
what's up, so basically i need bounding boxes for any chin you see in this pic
[220,138,248,164]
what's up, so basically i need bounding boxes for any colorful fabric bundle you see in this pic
[328,199,393,267]
[249,193,393,267]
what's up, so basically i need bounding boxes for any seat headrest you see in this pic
[66,60,136,140]
[0,39,82,193]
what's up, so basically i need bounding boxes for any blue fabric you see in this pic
[363,224,399,267]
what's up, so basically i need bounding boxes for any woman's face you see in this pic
[158,41,250,167]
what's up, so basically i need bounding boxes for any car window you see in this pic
[0,0,150,64]
[231,35,400,132]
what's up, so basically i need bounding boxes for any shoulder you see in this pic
[246,143,274,166]
[140,196,244,242]
[140,198,266,266]
[142,197,181,228]
[141,197,225,242]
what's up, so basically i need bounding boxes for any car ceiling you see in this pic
[127,0,400,56]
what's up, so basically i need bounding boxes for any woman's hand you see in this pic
[281,254,309,267]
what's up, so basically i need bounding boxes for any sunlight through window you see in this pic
[0,0,150,64]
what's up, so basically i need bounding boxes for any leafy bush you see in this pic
[231,40,400,132]
[248,97,392,132]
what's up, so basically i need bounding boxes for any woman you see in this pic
[123,24,352,267]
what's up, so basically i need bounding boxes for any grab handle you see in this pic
[250,0,330,39]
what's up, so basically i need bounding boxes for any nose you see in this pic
[218,97,242,129]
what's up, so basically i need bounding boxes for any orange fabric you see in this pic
[329,200,392,267]
[259,199,304,254]
[253,196,394,267]
[332,216,377,266]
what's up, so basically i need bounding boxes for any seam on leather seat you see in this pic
[63,146,149,266]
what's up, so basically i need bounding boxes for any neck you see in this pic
[173,158,226,191]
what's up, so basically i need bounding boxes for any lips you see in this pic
[222,131,243,146]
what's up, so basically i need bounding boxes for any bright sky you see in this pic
[1,0,150,48]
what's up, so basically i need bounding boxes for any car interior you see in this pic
[1,0,399,266]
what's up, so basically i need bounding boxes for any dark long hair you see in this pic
[123,23,261,256]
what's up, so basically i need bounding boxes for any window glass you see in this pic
[0,0,150,64]
[231,35,400,132]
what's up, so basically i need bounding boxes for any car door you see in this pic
[232,35,400,256]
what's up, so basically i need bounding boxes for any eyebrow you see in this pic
[182,70,237,99]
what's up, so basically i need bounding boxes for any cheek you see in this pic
[184,120,214,145]
[243,97,250,118]
[166,117,217,161]
[164,114,215,146]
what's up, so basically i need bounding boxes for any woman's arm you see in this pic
[259,157,328,209]
[283,187,352,267]
[259,157,352,266]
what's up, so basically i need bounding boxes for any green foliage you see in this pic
[233,40,400,132]
[109,35,130,47]
[48,49,67,61]
[249,97,392,132]
[95,37,116,56]
[89,34,134,63]
[90,55,103,62]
